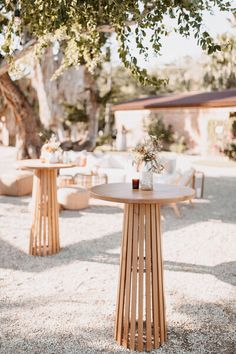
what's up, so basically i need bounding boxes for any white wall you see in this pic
[114,106,236,154]
[115,110,150,148]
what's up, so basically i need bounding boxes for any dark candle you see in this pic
[132,178,139,189]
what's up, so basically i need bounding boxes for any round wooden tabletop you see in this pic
[16,159,76,170]
[91,183,195,205]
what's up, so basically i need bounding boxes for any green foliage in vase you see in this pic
[0,0,234,88]
[133,135,164,173]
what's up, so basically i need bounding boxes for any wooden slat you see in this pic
[47,170,52,255]
[145,204,152,351]
[27,165,63,257]
[53,170,60,252]
[29,171,39,254]
[50,170,56,254]
[123,204,134,347]
[115,203,129,343]
[151,204,160,348]
[130,204,139,350]
[42,169,47,256]
[33,170,41,256]
[31,171,38,211]
[137,204,145,351]
[156,204,166,343]
[37,170,44,256]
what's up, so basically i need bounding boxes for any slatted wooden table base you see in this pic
[90,183,195,352]
[30,169,59,256]
[115,203,166,351]
[16,160,75,256]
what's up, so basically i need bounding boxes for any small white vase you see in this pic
[47,152,59,164]
[140,162,153,191]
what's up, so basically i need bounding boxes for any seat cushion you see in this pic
[97,168,126,183]
[0,170,33,196]
[57,185,89,210]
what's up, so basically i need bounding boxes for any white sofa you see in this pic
[60,151,181,185]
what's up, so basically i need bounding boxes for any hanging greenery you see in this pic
[0,1,234,87]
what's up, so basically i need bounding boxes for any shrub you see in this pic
[170,134,187,153]
[146,115,175,150]
[223,142,236,161]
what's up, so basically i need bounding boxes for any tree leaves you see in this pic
[0,0,234,87]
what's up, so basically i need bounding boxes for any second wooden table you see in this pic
[17,159,75,256]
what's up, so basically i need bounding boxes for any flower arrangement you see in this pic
[133,135,164,173]
[40,135,62,163]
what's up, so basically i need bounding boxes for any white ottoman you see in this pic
[57,185,89,210]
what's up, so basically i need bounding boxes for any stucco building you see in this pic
[113,90,236,154]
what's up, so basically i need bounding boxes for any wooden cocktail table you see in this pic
[91,183,195,352]
[16,159,75,256]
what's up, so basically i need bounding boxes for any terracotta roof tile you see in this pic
[112,90,236,110]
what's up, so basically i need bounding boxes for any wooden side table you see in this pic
[91,183,195,352]
[16,160,75,256]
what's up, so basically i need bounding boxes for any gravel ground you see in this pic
[0,148,236,354]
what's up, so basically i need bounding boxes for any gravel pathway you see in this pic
[0,149,235,354]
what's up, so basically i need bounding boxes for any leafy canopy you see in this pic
[203,33,236,90]
[0,0,234,87]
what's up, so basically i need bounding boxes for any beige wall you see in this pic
[115,110,150,148]
[114,106,236,154]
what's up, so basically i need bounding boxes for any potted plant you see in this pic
[40,135,62,163]
[133,135,164,190]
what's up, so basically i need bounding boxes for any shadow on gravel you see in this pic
[164,260,236,286]
[0,196,30,207]
[164,300,236,354]
[0,321,128,354]
[60,205,123,218]
[1,233,235,288]
[0,299,235,354]
[0,176,235,278]
[162,176,236,232]
[0,230,121,273]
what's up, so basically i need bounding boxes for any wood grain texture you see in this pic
[130,204,139,350]
[151,204,160,348]
[123,204,133,347]
[114,202,166,351]
[156,204,167,343]
[16,159,76,170]
[115,204,129,344]
[145,204,152,351]
[29,168,61,256]
[137,204,145,352]
[91,182,195,205]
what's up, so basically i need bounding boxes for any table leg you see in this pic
[115,203,166,351]
[29,169,60,256]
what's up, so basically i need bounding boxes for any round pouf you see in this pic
[0,170,33,196]
[57,185,89,210]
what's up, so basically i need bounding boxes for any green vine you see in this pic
[0,0,234,87]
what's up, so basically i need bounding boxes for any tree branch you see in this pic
[0,39,37,77]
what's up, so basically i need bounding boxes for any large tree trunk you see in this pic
[31,48,100,151]
[30,47,85,129]
[0,72,41,159]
